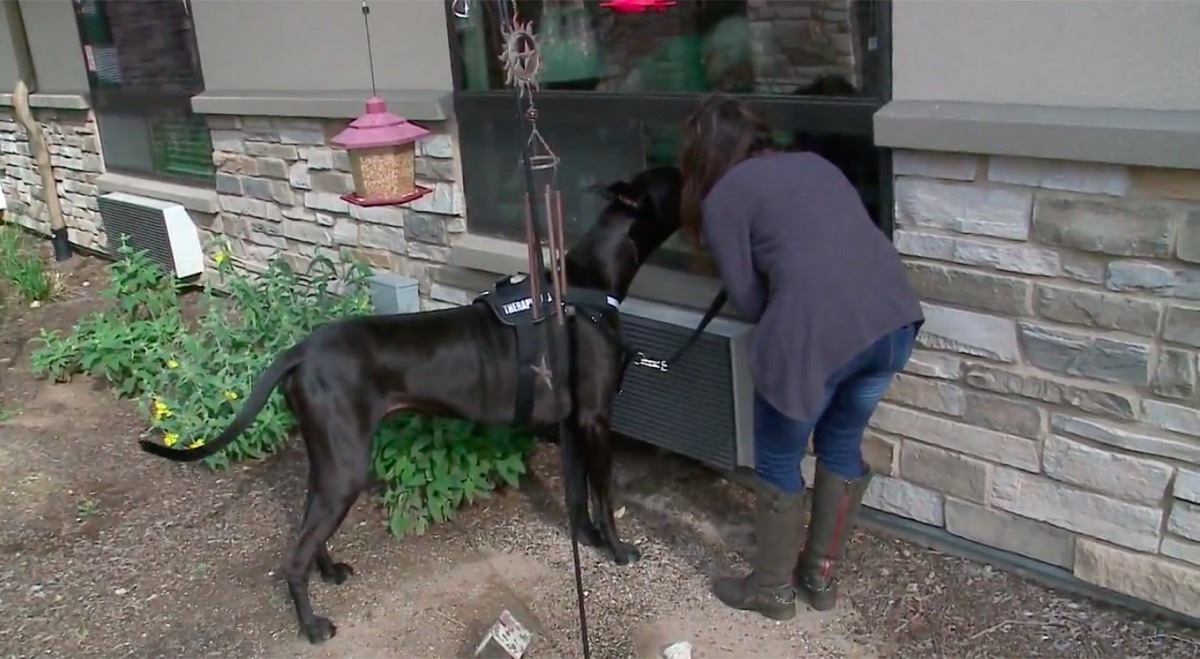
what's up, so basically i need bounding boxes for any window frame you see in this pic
[71,0,215,186]
[446,0,895,241]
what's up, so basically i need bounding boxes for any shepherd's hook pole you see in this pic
[493,1,591,657]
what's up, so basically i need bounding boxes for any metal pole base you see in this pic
[50,228,73,262]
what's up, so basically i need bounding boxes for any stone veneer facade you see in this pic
[0,107,105,248]
[4,103,1200,620]
[203,115,464,309]
[867,150,1200,619]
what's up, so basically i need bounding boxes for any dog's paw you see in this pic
[573,523,603,548]
[612,541,642,566]
[320,562,355,585]
[301,616,338,644]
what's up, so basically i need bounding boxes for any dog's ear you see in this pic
[587,180,642,211]
[628,166,682,224]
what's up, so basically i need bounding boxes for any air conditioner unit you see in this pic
[612,297,755,472]
[97,191,204,278]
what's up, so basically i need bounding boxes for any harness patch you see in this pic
[476,273,557,326]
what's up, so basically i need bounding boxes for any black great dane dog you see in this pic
[139,166,684,644]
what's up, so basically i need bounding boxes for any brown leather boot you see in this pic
[711,479,804,621]
[795,462,873,611]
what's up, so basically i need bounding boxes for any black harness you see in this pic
[474,272,621,426]
[474,271,727,426]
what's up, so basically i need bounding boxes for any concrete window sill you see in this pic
[448,233,736,318]
[0,93,90,110]
[95,173,219,215]
[875,100,1200,170]
[190,89,452,122]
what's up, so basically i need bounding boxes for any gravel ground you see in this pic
[1,253,1196,658]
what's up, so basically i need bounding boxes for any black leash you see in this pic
[493,2,591,657]
[624,289,728,375]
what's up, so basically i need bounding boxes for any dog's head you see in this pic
[569,166,683,299]
[584,165,683,260]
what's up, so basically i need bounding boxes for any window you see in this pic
[73,0,214,184]
[447,0,892,271]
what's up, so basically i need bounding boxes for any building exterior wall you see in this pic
[0,106,104,247]
[872,150,1200,618]
[1,0,1199,622]
[13,0,90,96]
[203,115,464,307]
[189,0,453,95]
[892,0,1200,110]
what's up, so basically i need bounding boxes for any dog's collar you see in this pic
[564,288,621,315]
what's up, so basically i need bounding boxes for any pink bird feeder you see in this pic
[599,0,676,14]
[331,96,433,207]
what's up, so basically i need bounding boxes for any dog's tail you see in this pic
[138,345,305,462]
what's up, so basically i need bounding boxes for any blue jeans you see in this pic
[755,323,918,493]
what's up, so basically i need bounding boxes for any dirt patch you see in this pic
[0,252,1196,658]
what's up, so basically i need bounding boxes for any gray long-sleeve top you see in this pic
[701,150,925,421]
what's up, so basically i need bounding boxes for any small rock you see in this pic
[662,641,692,659]
[29,300,40,308]
[115,588,128,596]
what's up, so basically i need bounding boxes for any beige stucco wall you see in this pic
[190,0,453,94]
[892,0,1200,111]
[0,1,26,95]
[14,0,89,96]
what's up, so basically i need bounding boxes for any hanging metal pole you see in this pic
[493,1,590,657]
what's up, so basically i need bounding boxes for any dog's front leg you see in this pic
[560,417,603,548]
[579,415,641,565]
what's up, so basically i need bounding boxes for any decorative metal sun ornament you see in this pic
[500,17,541,98]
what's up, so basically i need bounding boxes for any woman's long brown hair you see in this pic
[677,94,774,253]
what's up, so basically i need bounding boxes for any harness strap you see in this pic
[513,323,541,426]
[661,289,728,367]
[611,289,727,376]
[508,287,621,427]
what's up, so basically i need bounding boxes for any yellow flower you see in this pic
[163,433,179,447]
[167,359,179,370]
[152,399,173,421]
[187,438,206,449]
[213,251,228,265]
[223,390,239,401]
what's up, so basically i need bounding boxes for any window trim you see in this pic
[446,0,896,242]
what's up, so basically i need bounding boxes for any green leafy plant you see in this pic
[29,240,535,537]
[0,224,55,303]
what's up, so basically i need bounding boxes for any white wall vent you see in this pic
[97,191,204,278]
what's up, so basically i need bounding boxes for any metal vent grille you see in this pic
[611,298,753,471]
[97,193,179,273]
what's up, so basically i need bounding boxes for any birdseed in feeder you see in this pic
[350,146,416,200]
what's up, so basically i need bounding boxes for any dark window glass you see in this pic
[448,0,891,272]
[73,0,214,184]
[452,0,882,98]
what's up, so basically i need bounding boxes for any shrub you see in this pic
[0,224,55,303]
[29,241,533,537]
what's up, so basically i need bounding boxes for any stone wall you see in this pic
[0,107,106,249]
[205,116,464,309]
[873,150,1200,618]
